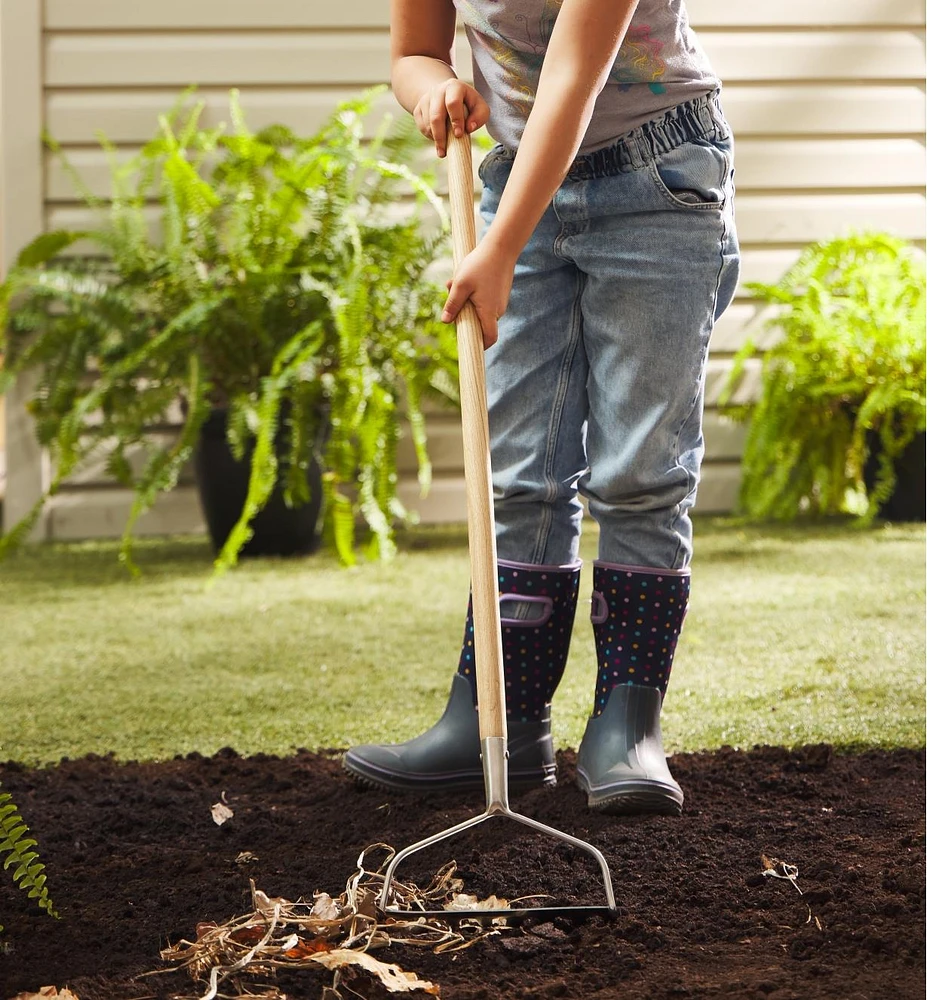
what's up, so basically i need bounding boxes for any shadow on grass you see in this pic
[692,515,923,563]
[0,523,472,596]
[0,516,919,594]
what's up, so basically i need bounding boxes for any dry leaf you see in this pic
[284,937,335,958]
[310,949,440,995]
[235,851,260,865]
[229,924,269,945]
[195,921,219,940]
[253,888,290,915]
[445,893,509,911]
[9,990,81,1000]
[310,892,342,921]
[211,801,234,826]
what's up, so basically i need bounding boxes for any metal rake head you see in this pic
[378,739,617,923]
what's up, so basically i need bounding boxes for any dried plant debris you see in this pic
[760,854,802,895]
[9,990,81,1000]
[155,844,513,999]
[211,792,234,827]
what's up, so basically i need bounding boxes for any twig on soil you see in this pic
[151,843,513,999]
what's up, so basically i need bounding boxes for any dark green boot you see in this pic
[575,561,688,815]
[343,559,580,793]
[576,684,684,814]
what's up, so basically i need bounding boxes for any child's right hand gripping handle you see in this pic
[446,128,508,744]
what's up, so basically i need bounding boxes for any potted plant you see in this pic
[720,232,926,522]
[0,88,459,573]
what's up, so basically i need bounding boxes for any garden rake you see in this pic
[378,127,616,922]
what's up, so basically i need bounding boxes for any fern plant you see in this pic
[0,87,458,572]
[1,781,58,933]
[720,232,926,522]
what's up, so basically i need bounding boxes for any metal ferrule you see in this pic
[481,737,509,813]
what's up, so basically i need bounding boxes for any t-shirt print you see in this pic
[455,0,668,119]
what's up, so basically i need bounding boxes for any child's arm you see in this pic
[482,0,639,259]
[443,0,640,345]
[390,0,490,157]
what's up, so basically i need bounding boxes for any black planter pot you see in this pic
[864,430,926,522]
[193,408,324,558]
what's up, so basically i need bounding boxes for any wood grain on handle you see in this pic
[445,129,507,743]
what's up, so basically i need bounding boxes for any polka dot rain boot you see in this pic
[575,561,689,815]
[343,560,581,793]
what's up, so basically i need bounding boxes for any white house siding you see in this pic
[1,0,924,539]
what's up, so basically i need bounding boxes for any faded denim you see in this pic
[478,91,741,570]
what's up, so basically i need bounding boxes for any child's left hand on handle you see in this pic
[441,239,515,350]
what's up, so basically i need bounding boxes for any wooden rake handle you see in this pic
[445,129,507,743]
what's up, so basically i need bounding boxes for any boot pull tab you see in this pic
[590,591,609,625]
[499,593,553,627]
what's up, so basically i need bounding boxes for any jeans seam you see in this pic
[532,269,585,564]
[667,207,728,569]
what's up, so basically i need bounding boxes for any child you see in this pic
[344,0,740,814]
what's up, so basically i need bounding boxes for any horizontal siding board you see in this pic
[45,84,927,147]
[44,0,926,30]
[44,31,926,89]
[694,464,741,514]
[734,193,926,242]
[44,0,393,30]
[46,192,927,246]
[47,476,471,538]
[688,0,924,26]
[733,137,926,190]
[703,413,748,461]
[48,461,742,538]
[709,304,771,354]
[45,137,927,202]
[47,484,205,538]
[738,248,804,288]
[722,85,926,136]
[44,32,394,88]
[705,357,762,407]
[43,87,395,145]
[63,403,745,491]
[63,401,748,497]
[703,31,926,81]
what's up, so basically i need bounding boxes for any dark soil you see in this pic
[1,745,923,1000]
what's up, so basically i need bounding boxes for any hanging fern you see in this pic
[0,782,58,934]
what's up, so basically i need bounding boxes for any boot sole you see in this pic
[576,772,684,816]
[588,789,683,816]
[342,756,556,794]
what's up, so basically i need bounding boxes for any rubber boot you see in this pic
[343,560,581,793]
[575,562,688,815]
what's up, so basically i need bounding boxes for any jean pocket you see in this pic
[649,138,731,210]
[477,143,512,187]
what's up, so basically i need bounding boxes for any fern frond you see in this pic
[119,353,212,574]
[0,783,58,931]
[322,472,357,567]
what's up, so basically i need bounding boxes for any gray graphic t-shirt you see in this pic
[453,0,719,153]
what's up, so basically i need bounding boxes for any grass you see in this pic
[0,518,923,765]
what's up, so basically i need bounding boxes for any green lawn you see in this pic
[0,519,923,765]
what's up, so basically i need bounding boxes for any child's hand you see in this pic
[413,80,490,157]
[441,241,515,349]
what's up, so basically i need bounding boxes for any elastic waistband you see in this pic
[567,90,728,180]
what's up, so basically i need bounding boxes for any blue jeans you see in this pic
[479,91,741,570]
